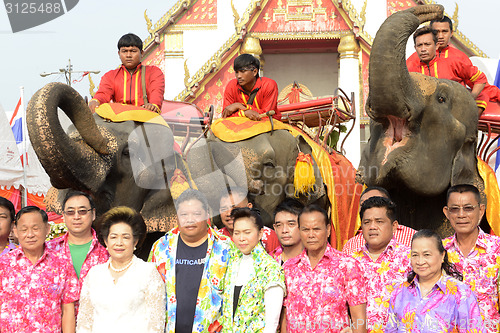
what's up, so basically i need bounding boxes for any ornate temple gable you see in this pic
[250,0,350,33]
[143,36,166,68]
[387,0,487,57]
[173,0,217,29]
[143,0,194,51]
[174,0,374,102]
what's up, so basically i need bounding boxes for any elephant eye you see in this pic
[438,96,446,103]
[263,161,275,168]
[123,147,130,156]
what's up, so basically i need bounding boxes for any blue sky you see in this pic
[0,0,498,112]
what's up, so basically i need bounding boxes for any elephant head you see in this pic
[359,5,484,231]
[186,129,326,226]
[27,83,183,236]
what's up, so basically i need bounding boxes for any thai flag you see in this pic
[495,59,500,179]
[9,97,27,165]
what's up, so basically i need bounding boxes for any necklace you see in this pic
[109,258,134,273]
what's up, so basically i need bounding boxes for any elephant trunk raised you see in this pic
[367,5,443,121]
[27,83,114,193]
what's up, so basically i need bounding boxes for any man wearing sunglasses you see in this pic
[442,184,500,333]
[47,191,109,307]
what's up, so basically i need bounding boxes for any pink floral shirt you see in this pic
[284,244,367,333]
[0,246,80,333]
[46,229,109,289]
[443,228,500,333]
[352,238,411,332]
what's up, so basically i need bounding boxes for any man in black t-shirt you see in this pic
[149,189,232,333]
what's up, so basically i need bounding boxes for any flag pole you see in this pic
[20,86,28,207]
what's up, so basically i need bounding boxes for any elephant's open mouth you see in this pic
[382,115,411,165]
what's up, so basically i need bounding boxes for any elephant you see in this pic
[185,129,327,227]
[358,5,486,235]
[27,82,189,259]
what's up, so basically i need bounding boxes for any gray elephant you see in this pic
[359,5,485,234]
[27,82,188,258]
[186,129,327,226]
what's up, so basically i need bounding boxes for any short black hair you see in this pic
[0,196,15,222]
[97,206,147,249]
[430,15,453,32]
[446,184,481,205]
[231,207,263,231]
[360,186,390,200]
[274,198,304,220]
[413,26,438,45]
[15,206,48,225]
[298,204,329,227]
[234,54,260,73]
[118,33,143,50]
[360,196,397,222]
[176,189,210,214]
[62,190,95,210]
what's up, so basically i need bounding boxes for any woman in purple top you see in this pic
[385,229,484,333]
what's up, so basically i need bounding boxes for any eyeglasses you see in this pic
[447,205,478,214]
[64,208,93,216]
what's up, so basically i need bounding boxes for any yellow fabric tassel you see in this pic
[294,152,316,197]
[169,169,190,200]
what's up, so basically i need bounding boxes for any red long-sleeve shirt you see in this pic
[223,77,280,120]
[93,64,165,109]
[407,46,488,108]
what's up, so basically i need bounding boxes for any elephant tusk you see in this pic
[260,110,275,135]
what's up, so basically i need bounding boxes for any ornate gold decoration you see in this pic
[240,36,262,56]
[216,92,223,101]
[359,0,367,30]
[184,59,191,88]
[277,82,313,103]
[144,0,194,49]
[233,0,262,34]
[144,10,154,34]
[452,3,459,32]
[216,105,223,114]
[169,24,217,31]
[175,33,241,101]
[88,74,96,97]
[336,0,373,44]
[231,0,240,28]
[204,93,211,100]
[264,13,271,22]
[228,66,234,73]
[338,32,360,59]
[216,78,223,87]
[251,31,351,40]
[271,0,327,22]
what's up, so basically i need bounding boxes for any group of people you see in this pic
[407,16,500,116]
[0,182,497,333]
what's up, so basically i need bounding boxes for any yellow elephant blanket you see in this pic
[211,116,361,249]
[95,103,169,127]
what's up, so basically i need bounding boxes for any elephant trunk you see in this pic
[367,5,443,120]
[27,82,111,192]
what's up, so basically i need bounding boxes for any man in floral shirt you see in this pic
[149,189,231,333]
[0,206,79,333]
[443,184,500,333]
[47,191,109,291]
[283,205,367,333]
[352,197,411,332]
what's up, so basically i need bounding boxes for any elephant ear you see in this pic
[293,135,326,203]
[451,137,485,197]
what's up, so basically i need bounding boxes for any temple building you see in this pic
[140,0,487,165]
